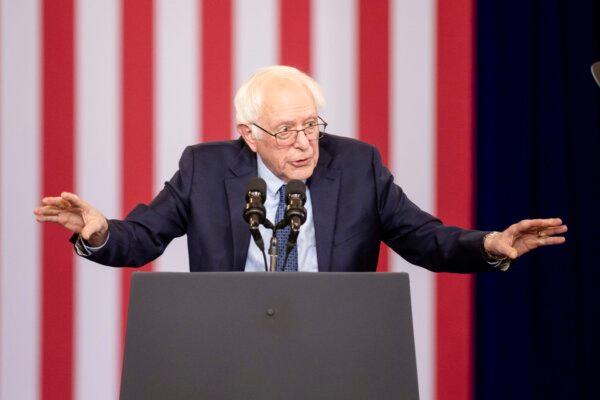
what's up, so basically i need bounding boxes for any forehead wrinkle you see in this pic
[262,100,317,128]
[269,111,317,128]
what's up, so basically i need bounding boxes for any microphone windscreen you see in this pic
[286,180,306,203]
[592,62,600,87]
[246,177,267,202]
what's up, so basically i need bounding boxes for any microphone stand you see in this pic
[268,236,278,272]
[268,219,301,272]
[267,218,290,272]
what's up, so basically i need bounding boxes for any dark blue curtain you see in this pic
[475,1,600,399]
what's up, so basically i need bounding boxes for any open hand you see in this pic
[484,218,567,260]
[33,192,108,246]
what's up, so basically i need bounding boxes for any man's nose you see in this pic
[294,130,310,149]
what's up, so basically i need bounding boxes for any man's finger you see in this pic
[516,218,557,231]
[61,192,89,210]
[538,225,568,237]
[34,205,64,216]
[511,218,563,234]
[538,236,566,246]
[35,215,59,223]
[41,196,71,209]
[34,205,83,217]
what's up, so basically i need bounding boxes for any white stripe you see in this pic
[391,1,436,399]
[0,1,41,399]
[74,1,121,399]
[154,0,198,272]
[312,0,357,139]
[234,0,278,123]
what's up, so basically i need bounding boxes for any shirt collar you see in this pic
[257,155,287,198]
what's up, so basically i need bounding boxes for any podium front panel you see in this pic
[120,272,419,400]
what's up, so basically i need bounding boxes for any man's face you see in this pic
[241,80,319,182]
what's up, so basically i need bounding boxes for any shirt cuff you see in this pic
[487,258,511,271]
[74,232,109,257]
[481,232,511,271]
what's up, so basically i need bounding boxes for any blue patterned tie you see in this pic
[275,184,299,271]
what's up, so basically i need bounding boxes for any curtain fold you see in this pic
[475,1,600,399]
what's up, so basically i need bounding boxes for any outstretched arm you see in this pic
[34,191,109,246]
[372,145,567,272]
[33,146,194,267]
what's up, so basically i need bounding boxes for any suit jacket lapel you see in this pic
[308,146,340,271]
[225,143,257,271]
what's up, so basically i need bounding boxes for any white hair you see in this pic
[234,65,326,138]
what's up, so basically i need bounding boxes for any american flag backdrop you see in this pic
[0,0,475,399]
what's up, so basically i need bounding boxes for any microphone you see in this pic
[244,177,267,231]
[284,179,307,229]
[275,179,307,230]
[243,178,269,271]
[280,180,307,261]
[592,62,600,87]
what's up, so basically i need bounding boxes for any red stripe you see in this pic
[358,0,389,272]
[202,0,232,142]
[435,0,474,399]
[279,0,311,73]
[121,0,154,353]
[41,1,75,398]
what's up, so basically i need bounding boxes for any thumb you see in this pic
[61,192,88,210]
[496,241,518,260]
[80,220,102,241]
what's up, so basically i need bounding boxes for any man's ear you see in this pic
[237,124,258,152]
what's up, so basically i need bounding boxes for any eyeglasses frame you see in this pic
[251,116,328,147]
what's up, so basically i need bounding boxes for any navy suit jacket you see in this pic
[85,134,495,273]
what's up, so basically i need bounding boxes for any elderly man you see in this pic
[34,65,566,272]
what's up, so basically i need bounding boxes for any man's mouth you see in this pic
[291,157,311,168]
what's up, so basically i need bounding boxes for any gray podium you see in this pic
[120,272,419,400]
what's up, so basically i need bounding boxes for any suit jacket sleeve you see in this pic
[81,146,194,267]
[372,147,495,273]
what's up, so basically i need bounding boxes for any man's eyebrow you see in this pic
[273,120,295,128]
[273,116,318,129]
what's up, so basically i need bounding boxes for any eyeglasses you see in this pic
[252,116,328,148]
